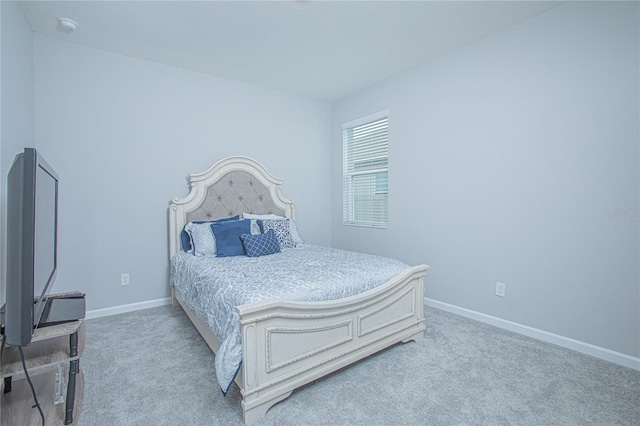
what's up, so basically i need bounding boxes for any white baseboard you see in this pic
[86,297,172,320]
[85,295,639,371]
[425,297,640,371]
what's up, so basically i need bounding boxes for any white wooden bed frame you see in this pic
[168,156,429,424]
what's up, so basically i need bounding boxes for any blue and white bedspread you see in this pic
[170,244,409,393]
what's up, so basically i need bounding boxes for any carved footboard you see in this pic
[236,265,428,424]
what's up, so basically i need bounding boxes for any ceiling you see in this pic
[20,1,562,103]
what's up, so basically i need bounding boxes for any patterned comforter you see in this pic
[170,244,409,393]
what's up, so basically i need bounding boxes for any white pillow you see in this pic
[242,213,284,220]
[242,213,303,246]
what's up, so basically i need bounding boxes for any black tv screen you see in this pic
[4,148,59,347]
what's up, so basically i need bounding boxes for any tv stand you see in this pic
[1,319,85,425]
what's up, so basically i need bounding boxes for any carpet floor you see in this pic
[77,305,639,425]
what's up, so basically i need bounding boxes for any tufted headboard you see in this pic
[168,156,295,258]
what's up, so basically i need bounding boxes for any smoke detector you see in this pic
[58,18,79,32]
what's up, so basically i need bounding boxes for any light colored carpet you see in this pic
[78,305,639,425]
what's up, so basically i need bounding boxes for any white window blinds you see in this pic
[342,111,389,228]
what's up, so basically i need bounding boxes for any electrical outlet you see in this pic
[496,282,506,297]
[121,273,130,286]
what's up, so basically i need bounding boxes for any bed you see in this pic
[168,156,429,424]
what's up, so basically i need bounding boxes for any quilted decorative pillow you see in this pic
[258,219,296,249]
[285,218,304,246]
[243,213,303,246]
[210,219,252,257]
[240,230,281,257]
[249,219,261,236]
[184,222,216,256]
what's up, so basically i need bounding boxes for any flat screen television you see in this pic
[3,148,59,347]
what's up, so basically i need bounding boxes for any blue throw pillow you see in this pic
[240,230,281,257]
[210,219,251,257]
[180,215,239,252]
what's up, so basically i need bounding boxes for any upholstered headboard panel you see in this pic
[185,170,286,222]
[169,156,295,258]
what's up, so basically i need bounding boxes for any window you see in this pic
[342,111,389,228]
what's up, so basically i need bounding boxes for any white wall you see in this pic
[33,35,332,311]
[332,2,639,358]
[5,0,638,362]
[0,1,35,306]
